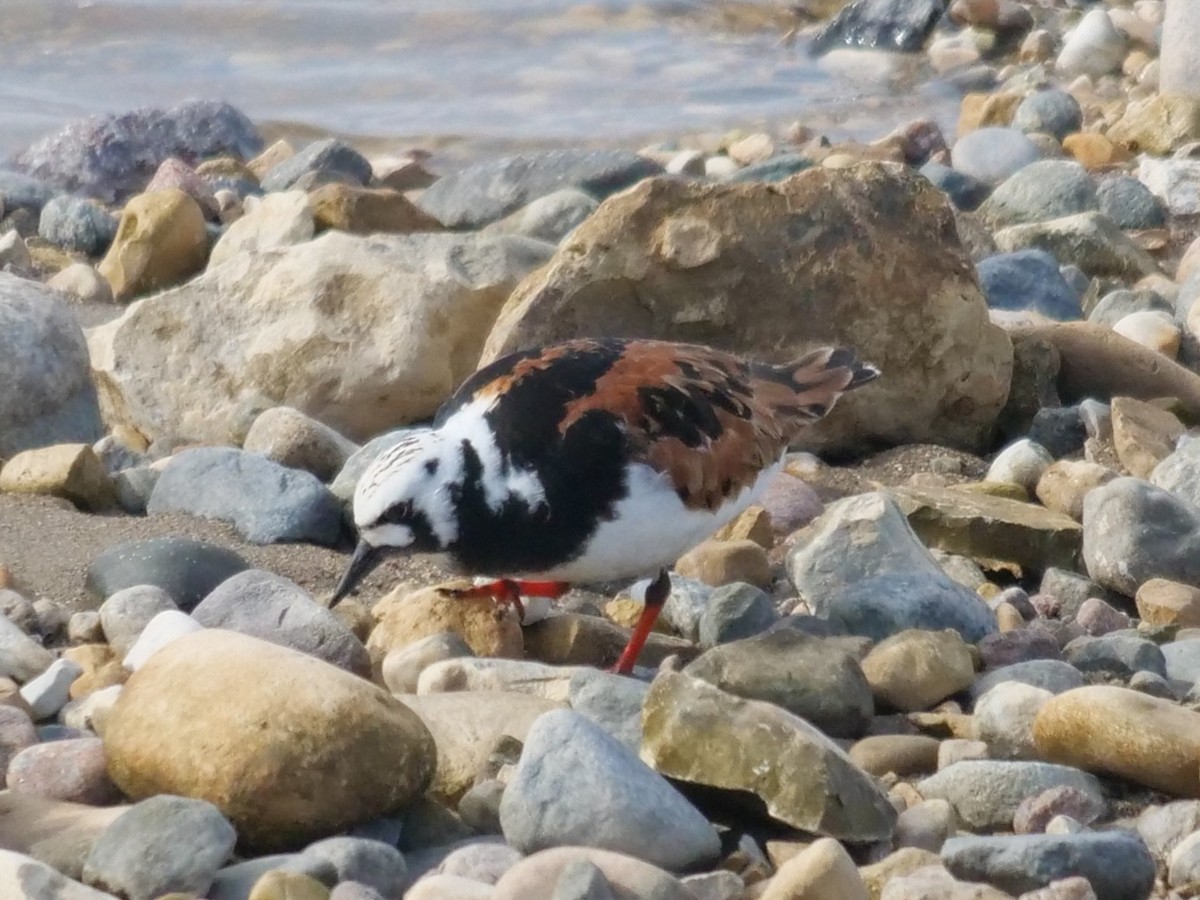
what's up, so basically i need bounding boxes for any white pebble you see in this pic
[19,658,84,720]
[123,610,204,671]
[987,439,1054,493]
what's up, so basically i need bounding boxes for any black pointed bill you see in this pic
[328,540,383,608]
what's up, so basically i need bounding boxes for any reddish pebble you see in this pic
[6,737,121,804]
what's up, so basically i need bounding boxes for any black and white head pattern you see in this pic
[351,398,548,552]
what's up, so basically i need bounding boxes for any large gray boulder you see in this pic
[0,274,103,457]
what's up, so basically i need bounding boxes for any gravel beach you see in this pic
[3,0,1200,898]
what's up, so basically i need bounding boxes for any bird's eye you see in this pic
[424,459,439,475]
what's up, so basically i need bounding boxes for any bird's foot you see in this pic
[610,569,670,676]
[437,579,568,623]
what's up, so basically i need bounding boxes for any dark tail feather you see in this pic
[779,346,880,423]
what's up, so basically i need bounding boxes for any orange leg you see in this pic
[611,569,670,675]
[438,578,569,621]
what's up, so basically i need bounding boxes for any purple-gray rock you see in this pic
[0,706,38,776]
[977,626,1063,670]
[10,100,262,202]
[416,149,663,229]
[919,161,991,211]
[6,737,120,805]
[147,447,343,546]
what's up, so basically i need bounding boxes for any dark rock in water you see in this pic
[0,170,56,213]
[147,447,344,546]
[941,831,1156,900]
[417,149,664,229]
[86,536,249,611]
[9,100,263,202]
[38,195,118,255]
[919,161,990,211]
[810,0,947,54]
[976,250,1082,321]
[259,138,373,193]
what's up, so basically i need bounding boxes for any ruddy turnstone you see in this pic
[330,337,878,673]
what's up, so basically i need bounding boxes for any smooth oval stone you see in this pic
[1033,685,1200,797]
[87,537,249,612]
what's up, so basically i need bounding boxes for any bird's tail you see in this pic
[770,346,880,425]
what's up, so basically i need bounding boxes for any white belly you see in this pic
[528,458,783,583]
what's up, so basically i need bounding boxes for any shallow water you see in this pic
[0,0,962,162]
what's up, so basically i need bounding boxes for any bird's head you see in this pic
[328,428,463,606]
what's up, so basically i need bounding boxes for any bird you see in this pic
[329,337,879,674]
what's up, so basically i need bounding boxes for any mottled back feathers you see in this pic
[444,338,878,512]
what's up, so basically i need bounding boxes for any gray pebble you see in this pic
[99,584,178,656]
[302,837,407,899]
[698,582,778,647]
[38,195,117,255]
[83,795,237,900]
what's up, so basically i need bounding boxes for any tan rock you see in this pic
[380,631,474,694]
[415,657,582,701]
[640,672,897,841]
[861,848,943,900]
[0,444,116,511]
[728,133,776,166]
[712,505,774,549]
[0,793,130,881]
[1178,234,1200,284]
[372,154,438,192]
[1108,93,1200,156]
[1034,460,1116,521]
[406,874,494,899]
[1062,132,1128,170]
[1111,395,1185,478]
[492,847,692,900]
[1135,578,1200,628]
[248,870,330,900]
[47,263,114,305]
[995,601,1025,632]
[241,406,357,483]
[849,735,940,777]
[956,92,1022,137]
[523,612,697,669]
[98,189,208,301]
[103,629,436,851]
[309,183,443,235]
[879,864,1012,900]
[480,164,1013,456]
[400,690,561,802]
[1033,685,1200,797]
[247,139,295,180]
[208,190,314,268]
[603,597,673,633]
[759,837,869,900]
[89,230,543,445]
[1113,310,1180,359]
[367,583,523,667]
[888,485,1082,574]
[674,539,772,589]
[1011,321,1200,418]
[63,644,125,700]
[861,629,976,713]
